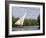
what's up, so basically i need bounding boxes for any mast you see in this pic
[15,13,27,25]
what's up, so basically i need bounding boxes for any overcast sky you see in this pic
[12,6,40,19]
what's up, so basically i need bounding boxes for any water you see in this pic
[12,25,40,31]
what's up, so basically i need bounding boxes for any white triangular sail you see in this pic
[15,13,27,25]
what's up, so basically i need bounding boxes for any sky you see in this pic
[12,6,40,19]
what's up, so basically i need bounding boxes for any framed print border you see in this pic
[5,1,45,37]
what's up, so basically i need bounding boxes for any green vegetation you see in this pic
[12,16,39,27]
[23,19,39,26]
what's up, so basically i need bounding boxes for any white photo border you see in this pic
[8,3,43,35]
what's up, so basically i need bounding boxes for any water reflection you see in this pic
[12,25,40,31]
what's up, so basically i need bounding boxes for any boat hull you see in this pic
[15,25,23,28]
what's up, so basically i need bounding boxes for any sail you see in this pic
[15,13,27,25]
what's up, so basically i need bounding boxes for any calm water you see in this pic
[12,25,40,31]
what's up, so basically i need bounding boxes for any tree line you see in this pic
[12,15,40,27]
